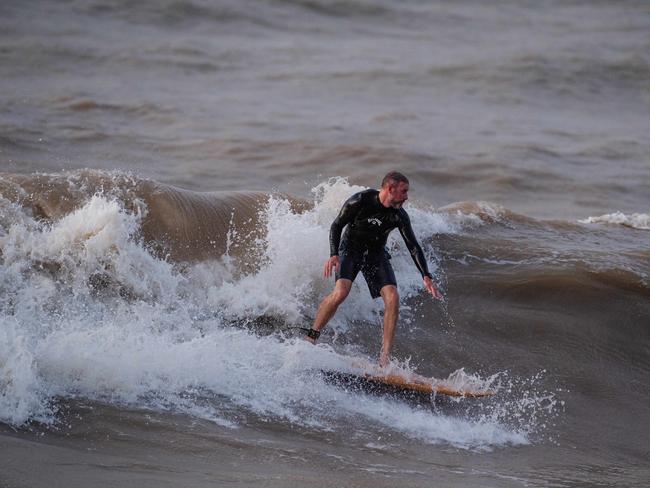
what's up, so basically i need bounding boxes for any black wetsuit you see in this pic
[330,189,431,298]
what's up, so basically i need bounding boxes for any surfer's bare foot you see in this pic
[379,353,390,368]
[303,328,320,344]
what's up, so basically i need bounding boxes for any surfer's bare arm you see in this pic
[325,193,362,277]
[398,212,443,300]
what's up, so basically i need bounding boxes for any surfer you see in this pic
[306,171,443,367]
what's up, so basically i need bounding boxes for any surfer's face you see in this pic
[389,182,409,208]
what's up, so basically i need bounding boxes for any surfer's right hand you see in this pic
[323,255,340,278]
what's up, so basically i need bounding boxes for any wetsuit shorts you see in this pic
[335,247,397,299]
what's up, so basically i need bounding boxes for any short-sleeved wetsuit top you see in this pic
[329,189,431,297]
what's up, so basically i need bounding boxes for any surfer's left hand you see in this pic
[423,276,443,300]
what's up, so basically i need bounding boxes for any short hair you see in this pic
[381,171,409,188]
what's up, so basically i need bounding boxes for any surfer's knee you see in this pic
[330,288,349,306]
[381,286,399,308]
[330,280,351,305]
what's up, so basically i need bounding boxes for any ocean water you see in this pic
[1,1,649,487]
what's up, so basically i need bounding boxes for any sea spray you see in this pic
[0,179,559,450]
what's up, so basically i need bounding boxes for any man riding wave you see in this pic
[306,171,443,367]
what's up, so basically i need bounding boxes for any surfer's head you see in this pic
[381,171,409,209]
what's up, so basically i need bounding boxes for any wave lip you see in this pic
[579,212,650,230]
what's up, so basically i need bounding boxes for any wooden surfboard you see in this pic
[321,360,494,398]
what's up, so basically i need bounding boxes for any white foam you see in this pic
[579,211,650,230]
[0,184,549,450]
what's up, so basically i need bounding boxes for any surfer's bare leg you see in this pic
[379,285,399,367]
[309,279,352,343]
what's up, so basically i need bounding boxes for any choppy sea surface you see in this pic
[1,1,649,487]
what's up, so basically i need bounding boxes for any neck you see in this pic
[378,188,391,208]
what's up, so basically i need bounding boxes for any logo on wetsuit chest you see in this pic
[367,218,382,226]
